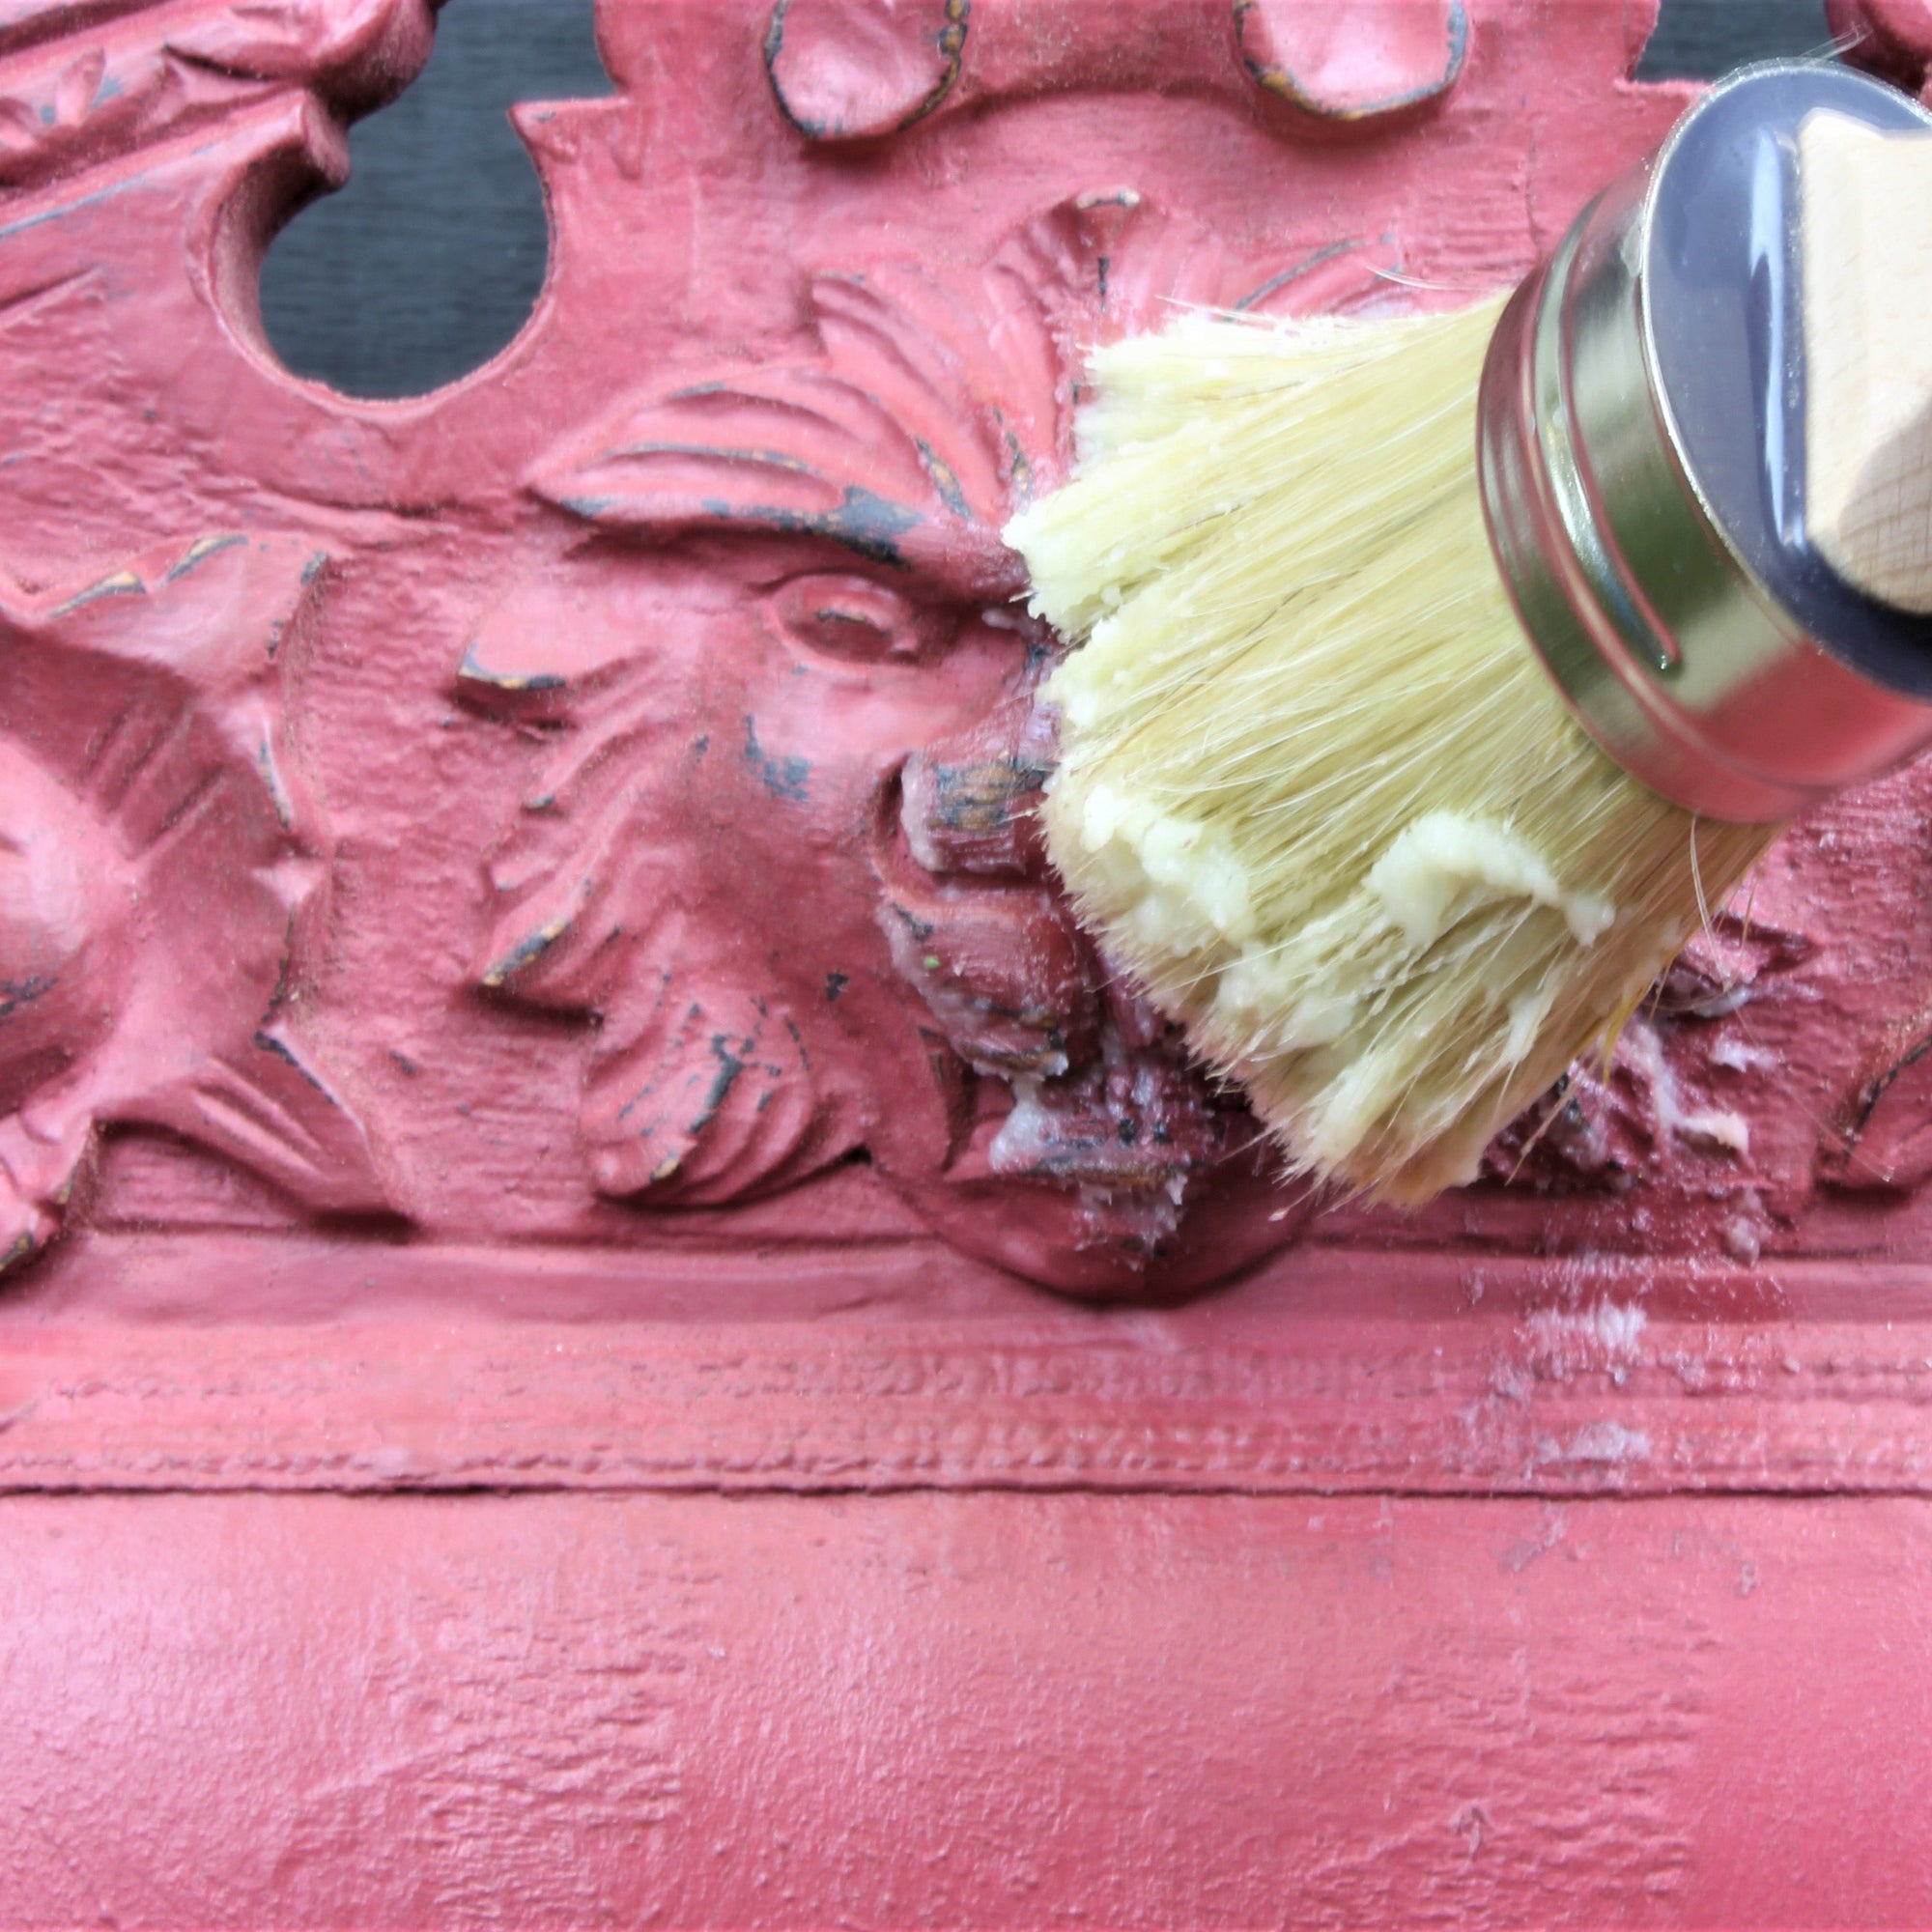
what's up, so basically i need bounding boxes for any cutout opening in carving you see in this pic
[1634,0,1833,78]
[257,0,611,401]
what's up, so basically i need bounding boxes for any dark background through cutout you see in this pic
[258,0,1836,401]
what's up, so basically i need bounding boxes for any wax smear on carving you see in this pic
[1476,898,1807,1197]
[1620,1018,1751,1156]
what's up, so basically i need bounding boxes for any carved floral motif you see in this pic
[0,533,386,1267]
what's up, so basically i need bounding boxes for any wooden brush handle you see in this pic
[1801,109,1932,614]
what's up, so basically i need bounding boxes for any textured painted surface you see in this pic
[10,1236,1932,1498]
[9,1490,1932,1926]
[0,0,1816,1301]
[7,1,1932,1919]
[0,0,1928,1296]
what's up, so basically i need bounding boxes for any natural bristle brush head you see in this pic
[1008,62,1932,1207]
[1011,300,1776,1204]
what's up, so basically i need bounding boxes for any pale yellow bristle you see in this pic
[1006,298,1778,1205]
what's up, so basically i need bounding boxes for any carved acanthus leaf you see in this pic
[526,264,1046,597]
[582,953,834,1207]
[462,557,865,1209]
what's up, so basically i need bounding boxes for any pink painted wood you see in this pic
[4,0,1932,1921]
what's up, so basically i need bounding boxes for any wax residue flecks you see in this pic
[1710,1035,1780,1074]
[1525,1298,1648,1357]
[1621,1017,1751,1156]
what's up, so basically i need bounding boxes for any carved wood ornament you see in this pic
[3,0,1927,1300]
[9,2,1932,1922]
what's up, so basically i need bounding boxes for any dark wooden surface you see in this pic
[259,0,1834,401]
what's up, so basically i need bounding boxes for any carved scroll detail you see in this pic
[1235,0,1469,123]
[0,0,435,190]
[764,0,969,143]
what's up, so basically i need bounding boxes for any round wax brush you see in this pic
[1009,61,1932,1204]
[1482,60,1932,821]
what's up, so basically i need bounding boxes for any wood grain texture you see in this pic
[5,1489,1932,1926]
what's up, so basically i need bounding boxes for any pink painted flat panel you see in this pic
[4,1490,1932,1927]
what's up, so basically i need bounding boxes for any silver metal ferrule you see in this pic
[1477,64,1932,824]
